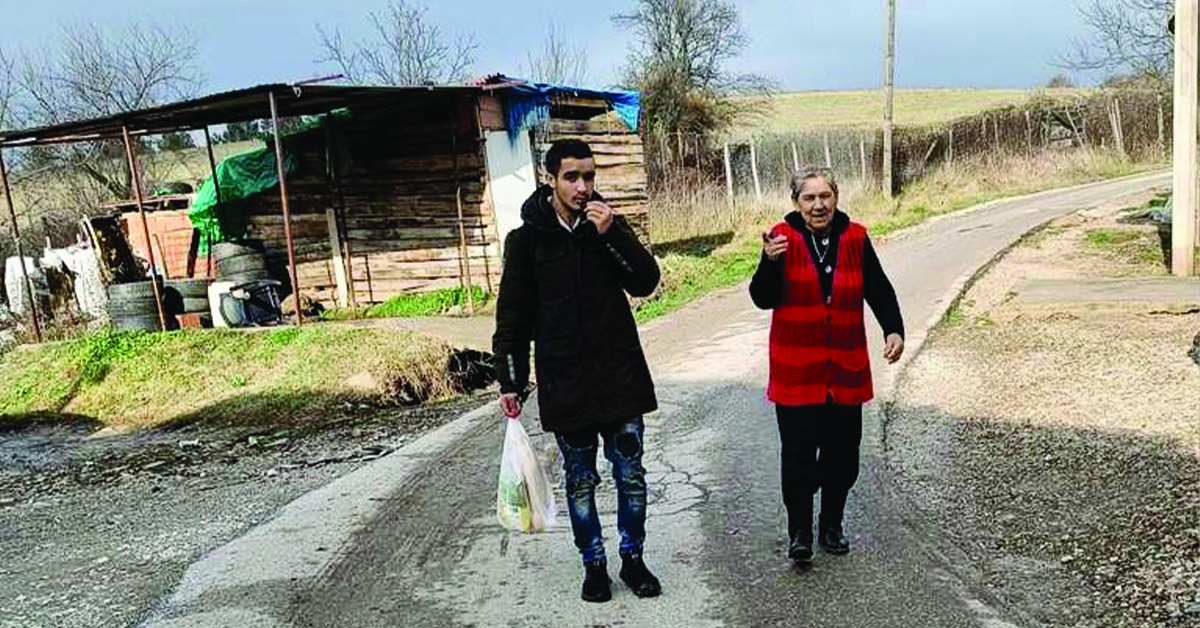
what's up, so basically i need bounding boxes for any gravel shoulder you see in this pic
[884,192,1199,628]
[0,391,494,628]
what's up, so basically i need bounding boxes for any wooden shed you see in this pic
[188,81,648,306]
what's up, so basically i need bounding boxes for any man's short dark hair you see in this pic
[545,139,593,176]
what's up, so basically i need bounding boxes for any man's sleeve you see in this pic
[862,236,905,340]
[492,228,536,399]
[600,216,660,298]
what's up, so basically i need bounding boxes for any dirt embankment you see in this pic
[885,192,1198,628]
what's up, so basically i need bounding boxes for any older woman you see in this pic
[749,167,905,564]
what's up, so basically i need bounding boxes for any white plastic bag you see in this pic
[496,417,557,533]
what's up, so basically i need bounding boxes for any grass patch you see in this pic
[323,286,491,320]
[943,303,968,327]
[0,327,455,430]
[1085,228,1141,249]
[633,233,762,322]
[0,331,172,420]
[1083,227,1165,268]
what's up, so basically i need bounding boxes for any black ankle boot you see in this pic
[787,495,815,563]
[581,560,612,602]
[619,554,662,598]
[819,491,851,555]
[788,531,814,563]
[818,522,850,555]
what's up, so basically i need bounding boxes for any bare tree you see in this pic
[613,0,774,140]
[0,46,16,131]
[20,23,202,125]
[11,21,203,236]
[317,1,477,86]
[523,22,587,86]
[1060,0,1174,84]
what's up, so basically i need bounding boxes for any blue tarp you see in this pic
[500,79,641,142]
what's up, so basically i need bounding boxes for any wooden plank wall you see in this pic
[537,116,650,242]
[240,94,501,305]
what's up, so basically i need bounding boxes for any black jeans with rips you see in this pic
[775,399,863,540]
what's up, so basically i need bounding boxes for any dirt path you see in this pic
[885,190,1199,628]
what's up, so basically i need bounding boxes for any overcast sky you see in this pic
[2,0,1102,94]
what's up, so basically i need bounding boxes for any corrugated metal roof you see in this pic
[0,83,488,147]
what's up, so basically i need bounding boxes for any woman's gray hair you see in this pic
[790,166,839,200]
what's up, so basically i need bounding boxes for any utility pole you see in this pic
[1173,0,1198,276]
[882,0,896,197]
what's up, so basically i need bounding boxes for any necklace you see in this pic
[810,232,833,273]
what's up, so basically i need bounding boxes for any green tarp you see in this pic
[188,146,296,251]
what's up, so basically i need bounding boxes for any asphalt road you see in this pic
[138,171,1172,628]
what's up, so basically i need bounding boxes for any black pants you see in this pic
[776,399,863,539]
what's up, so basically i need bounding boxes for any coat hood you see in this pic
[520,185,605,233]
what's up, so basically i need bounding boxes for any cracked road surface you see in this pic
[139,172,1171,628]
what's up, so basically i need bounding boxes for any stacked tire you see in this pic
[211,239,291,297]
[164,279,212,327]
[107,279,170,332]
[212,240,272,286]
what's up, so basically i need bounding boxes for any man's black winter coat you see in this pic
[492,185,659,433]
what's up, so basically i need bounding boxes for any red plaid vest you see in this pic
[767,220,874,406]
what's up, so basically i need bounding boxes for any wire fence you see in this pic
[643,88,1172,201]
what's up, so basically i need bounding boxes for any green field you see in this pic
[734,87,1090,135]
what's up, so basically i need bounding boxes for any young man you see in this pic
[492,139,662,602]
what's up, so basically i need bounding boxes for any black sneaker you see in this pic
[619,554,662,598]
[581,560,612,602]
[787,534,814,564]
[818,524,850,555]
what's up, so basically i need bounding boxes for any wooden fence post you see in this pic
[1114,98,1126,158]
[993,115,1001,153]
[823,132,832,168]
[1107,98,1126,159]
[791,142,800,172]
[947,126,954,166]
[1024,110,1033,154]
[858,135,867,183]
[1157,92,1166,157]
[723,142,733,205]
[750,141,762,202]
